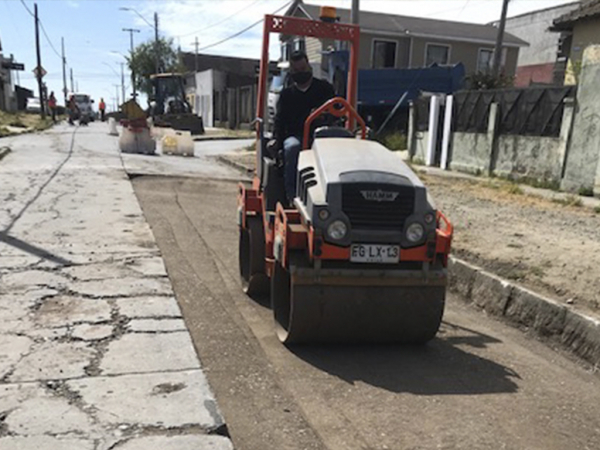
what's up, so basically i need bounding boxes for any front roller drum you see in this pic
[271,258,445,344]
[239,216,269,296]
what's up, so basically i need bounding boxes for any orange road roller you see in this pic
[237,12,453,344]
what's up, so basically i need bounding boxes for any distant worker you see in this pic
[99,97,106,122]
[48,91,57,123]
[68,95,79,125]
[270,50,335,202]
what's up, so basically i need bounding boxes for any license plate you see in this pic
[350,244,400,264]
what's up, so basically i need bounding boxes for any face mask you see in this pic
[292,71,312,85]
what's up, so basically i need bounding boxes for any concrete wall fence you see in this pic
[409,45,600,196]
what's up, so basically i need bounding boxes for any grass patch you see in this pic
[0,111,54,135]
[379,132,407,151]
[494,173,561,191]
[8,119,26,128]
[505,183,523,195]
[243,142,255,152]
[578,186,594,197]
[594,206,600,214]
[552,194,583,207]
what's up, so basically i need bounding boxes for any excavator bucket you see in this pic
[271,259,446,344]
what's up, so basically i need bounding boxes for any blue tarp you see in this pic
[326,50,465,107]
[357,64,466,106]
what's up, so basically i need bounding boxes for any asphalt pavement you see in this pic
[134,175,600,450]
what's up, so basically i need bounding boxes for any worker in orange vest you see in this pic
[99,97,106,122]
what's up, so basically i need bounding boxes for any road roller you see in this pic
[238,10,453,344]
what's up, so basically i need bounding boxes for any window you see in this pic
[477,49,494,73]
[372,40,397,69]
[425,44,450,66]
[293,38,305,53]
[477,48,508,72]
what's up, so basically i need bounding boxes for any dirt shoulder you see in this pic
[220,149,600,317]
[0,111,54,137]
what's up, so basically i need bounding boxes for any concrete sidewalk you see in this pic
[0,124,232,449]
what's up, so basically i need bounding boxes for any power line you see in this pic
[20,0,62,60]
[174,0,263,38]
[197,0,292,52]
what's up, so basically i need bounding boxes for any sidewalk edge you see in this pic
[216,155,254,175]
[449,256,600,367]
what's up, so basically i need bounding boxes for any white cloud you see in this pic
[67,0,80,8]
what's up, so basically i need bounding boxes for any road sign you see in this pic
[32,65,47,78]
[1,62,25,71]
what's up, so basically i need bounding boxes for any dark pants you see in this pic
[50,108,56,123]
[100,110,105,122]
[283,136,302,202]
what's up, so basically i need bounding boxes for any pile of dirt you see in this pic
[423,174,600,315]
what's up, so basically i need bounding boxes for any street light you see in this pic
[119,6,160,76]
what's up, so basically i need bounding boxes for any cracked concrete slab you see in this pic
[128,319,187,333]
[2,389,96,436]
[67,370,223,429]
[71,324,114,341]
[114,435,234,450]
[0,270,70,293]
[100,332,200,375]
[0,334,34,380]
[115,296,182,319]
[8,341,96,382]
[71,276,173,298]
[0,125,229,448]
[0,436,94,450]
[33,296,112,328]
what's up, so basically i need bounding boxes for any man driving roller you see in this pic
[271,50,335,203]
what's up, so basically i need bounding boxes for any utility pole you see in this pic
[61,37,68,105]
[70,68,74,93]
[492,0,510,77]
[123,28,140,99]
[120,63,125,103]
[34,3,45,118]
[192,37,199,73]
[351,0,359,24]
[113,84,120,107]
[154,12,160,75]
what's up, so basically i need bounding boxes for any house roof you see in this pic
[292,2,528,47]
[551,0,600,30]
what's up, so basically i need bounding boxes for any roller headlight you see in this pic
[406,223,424,243]
[424,212,435,225]
[327,220,347,240]
[318,209,330,221]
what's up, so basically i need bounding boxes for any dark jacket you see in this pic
[273,77,335,144]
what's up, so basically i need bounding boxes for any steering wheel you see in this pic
[302,97,367,149]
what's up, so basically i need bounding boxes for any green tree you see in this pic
[128,37,183,96]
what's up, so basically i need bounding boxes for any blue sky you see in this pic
[1,0,573,110]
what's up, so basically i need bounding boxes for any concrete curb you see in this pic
[216,155,254,175]
[449,256,600,366]
[0,146,11,161]
[193,136,254,142]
